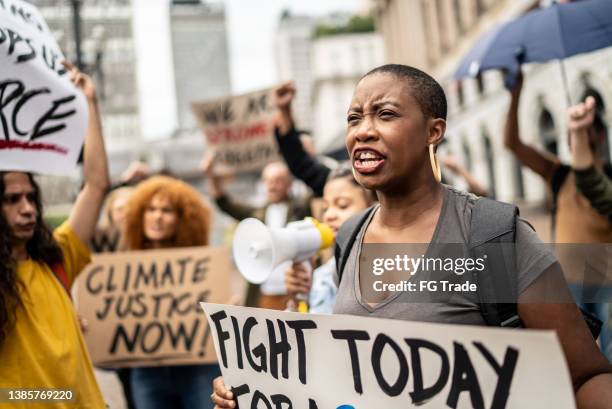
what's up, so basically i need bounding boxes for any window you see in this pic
[538,108,558,155]
[483,131,496,199]
[513,158,524,200]
[462,137,472,171]
[476,74,485,95]
[436,0,449,51]
[452,0,464,34]
[475,0,486,16]
[456,80,465,108]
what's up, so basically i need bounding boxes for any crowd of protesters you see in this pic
[1,59,612,409]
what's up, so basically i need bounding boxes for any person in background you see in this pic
[504,74,611,361]
[0,61,109,408]
[285,162,376,314]
[122,175,218,409]
[202,156,309,310]
[104,187,133,230]
[90,186,133,253]
[568,96,612,361]
[88,185,136,409]
[569,96,612,219]
[273,83,331,197]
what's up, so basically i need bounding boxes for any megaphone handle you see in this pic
[294,293,309,313]
[297,300,309,313]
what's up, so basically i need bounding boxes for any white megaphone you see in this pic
[232,217,335,284]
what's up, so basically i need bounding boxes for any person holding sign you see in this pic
[122,175,219,409]
[212,64,612,408]
[0,62,109,408]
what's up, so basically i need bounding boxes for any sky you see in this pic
[221,0,367,94]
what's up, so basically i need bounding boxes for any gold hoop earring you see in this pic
[429,144,441,183]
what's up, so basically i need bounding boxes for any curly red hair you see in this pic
[123,176,212,250]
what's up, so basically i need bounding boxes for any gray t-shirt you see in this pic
[333,185,557,325]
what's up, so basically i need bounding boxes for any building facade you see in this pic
[311,32,385,152]
[32,0,231,189]
[276,13,384,152]
[276,14,318,132]
[170,0,231,131]
[371,0,612,203]
[32,0,140,148]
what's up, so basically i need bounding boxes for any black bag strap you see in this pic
[468,198,521,327]
[335,206,376,283]
[469,197,603,338]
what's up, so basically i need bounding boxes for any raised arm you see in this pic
[503,74,559,184]
[200,152,258,221]
[64,61,110,244]
[569,97,612,218]
[569,96,597,170]
[274,83,331,197]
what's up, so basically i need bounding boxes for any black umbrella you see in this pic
[455,0,612,101]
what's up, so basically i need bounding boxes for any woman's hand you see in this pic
[441,155,462,175]
[274,82,296,112]
[569,96,597,170]
[211,376,235,408]
[285,261,312,297]
[200,151,224,198]
[120,161,151,184]
[273,82,296,135]
[62,60,97,102]
[568,96,596,134]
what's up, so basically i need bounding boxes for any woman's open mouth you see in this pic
[353,148,386,174]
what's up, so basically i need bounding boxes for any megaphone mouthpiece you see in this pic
[232,217,334,284]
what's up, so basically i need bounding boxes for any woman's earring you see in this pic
[429,144,442,183]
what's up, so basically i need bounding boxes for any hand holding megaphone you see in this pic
[232,218,334,285]
[285,261,313,297]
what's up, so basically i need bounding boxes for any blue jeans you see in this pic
[569,284,611,362]
[131,364,221,409]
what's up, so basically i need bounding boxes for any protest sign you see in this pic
[191,87,280,173]
[0,0,87,175]
[74,247,233,368]
[89,229,122,254]
[201,303,575,409]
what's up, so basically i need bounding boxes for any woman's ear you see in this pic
[426,118,446,146]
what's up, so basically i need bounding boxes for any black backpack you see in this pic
[334,197,602,337]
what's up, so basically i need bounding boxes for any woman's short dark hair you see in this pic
[363,64,447,121]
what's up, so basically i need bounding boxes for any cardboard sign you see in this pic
[89,229,121,254]
[0,0,88,175]
[74,247,233,368]
[201,303,576,409]
[191,87,280,173]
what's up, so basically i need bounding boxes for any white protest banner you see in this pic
[201,303,575,409]
[0,0,87,175]
[74,246,232,368]
[191,87,280,173]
